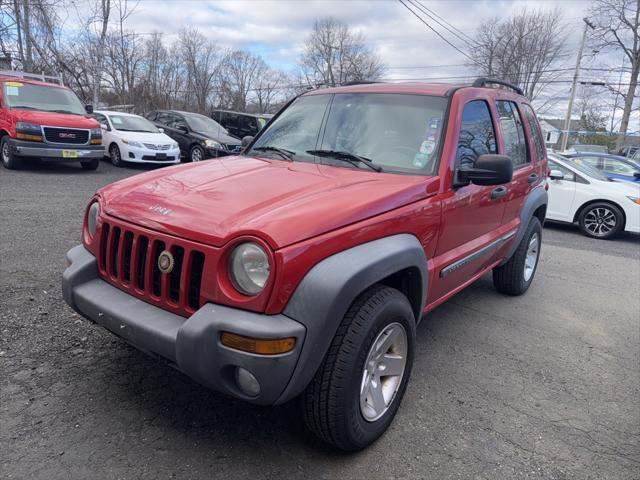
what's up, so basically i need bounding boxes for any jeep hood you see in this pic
[99,156,436,249]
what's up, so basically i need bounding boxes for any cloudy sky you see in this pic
[118,0,636,128]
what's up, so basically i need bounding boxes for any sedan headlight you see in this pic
[627,196,640,205]
[171,142,179,149]
[204,139,222,149]
[122,139,142,148]
[87,202,100,239]
[229,242,271,296]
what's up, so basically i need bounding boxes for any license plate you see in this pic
[62,150,79,158]
[156,153,167,160]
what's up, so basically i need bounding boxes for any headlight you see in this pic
[229,242,271,296]
[171,142,179,149]
[627,196,640,205]
[90,128,102,138]
[204,139,222,149]
[16,122,42,133]
[87,202,100,238]
[122,139,142,148]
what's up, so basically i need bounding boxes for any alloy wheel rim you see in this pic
[192,148,202,162]
[360,322,408,422]
[111,147,120,164]
[1,142,9,164]
[584,207,616,236]
[523,233,539,282]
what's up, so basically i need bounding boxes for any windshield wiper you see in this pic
[47,109,80,115]
[10,105,39,110]
[252,146,295,160]
[306,149,382,172]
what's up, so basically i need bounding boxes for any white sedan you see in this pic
[93,110,181,166]
[546,153,640,239]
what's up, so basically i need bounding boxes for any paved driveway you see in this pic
[1,161,638,479]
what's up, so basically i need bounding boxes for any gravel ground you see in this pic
[1,160,639,480]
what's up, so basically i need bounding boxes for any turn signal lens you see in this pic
[90,138,102,145]
[16,132,43,141]
[626,196,640,205]
[221,332,295,355]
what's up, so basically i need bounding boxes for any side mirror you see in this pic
[549,169,564,180]
[85,104,94,114]
[457,154,513,186]
[177,125,188,134]
[100,123,108,130]
[241,135,254,147]
[158,127,164,133]
[633,172,640,179]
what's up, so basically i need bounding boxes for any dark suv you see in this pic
[64,78,548,451]
[211,109,272,139]
[146,109,242,162]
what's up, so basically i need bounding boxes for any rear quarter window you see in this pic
[522,104,545,161]
[496,100,529,167]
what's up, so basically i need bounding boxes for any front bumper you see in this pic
[62,245,306,405]
[122,144,181,164]
[11,138,104,160]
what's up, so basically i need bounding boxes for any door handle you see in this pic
[527,173,539,184]
[491,186,508,200]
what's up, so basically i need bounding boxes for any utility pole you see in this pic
[560,17,596,152]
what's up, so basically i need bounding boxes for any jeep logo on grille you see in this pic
[59,132,77,139]
[157,251,174,274]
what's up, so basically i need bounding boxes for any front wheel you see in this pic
[1,136,21,170]
[302,285,416,451]
[493,216,542,296]
[578,202,623,239]
[190,145,205,162]
[109,144,123,167]
[80,158,99,171]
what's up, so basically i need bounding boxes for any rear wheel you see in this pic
[190,145,205,162]
[302,285,415,451]
[81,158,99,171]
[493,216,542,296]
[1,136,21,170]
[109,143,123,167]
[578,202,623,239]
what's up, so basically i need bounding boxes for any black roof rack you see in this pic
[472,77,523,96]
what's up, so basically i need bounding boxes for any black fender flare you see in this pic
[276,233,427,404]
[502,185,548,263]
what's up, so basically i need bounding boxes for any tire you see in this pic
[577,202,624,239]
[80,158,99,171]
[109,143,123,167]
[302,285,416,451]
[493,216,542,296]
[1,136,21,170]
[190,145,205,162]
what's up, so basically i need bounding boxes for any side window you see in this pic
[172,115,188,130]
[573,156,601,170]
[522,104,544,160]
[155,112,170,125]
[496,100,529,167]
[146,111,157,121]
[94,113,110,131]
[549,160,575,182]
[456,100,497,169]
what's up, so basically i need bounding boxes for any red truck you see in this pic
[63,78,548,450]
[0,71,104,170]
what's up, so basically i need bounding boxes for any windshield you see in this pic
[109,114,158,133]
[183,113,228,135]
[248,93,448,175]
[563,156,611,181]
[2,81,86,115]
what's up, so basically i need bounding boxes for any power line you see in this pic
[396,0,483,67]
[408,0,479,47]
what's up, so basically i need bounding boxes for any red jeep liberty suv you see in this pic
[63,78,548,450]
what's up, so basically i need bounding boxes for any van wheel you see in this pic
[493,216,541,295]
[109,144,123,167]
[81,158,99,171]
[303,285,415,451]
[190,145,205,162]
[1,137,21,170]
[578,202,623,239]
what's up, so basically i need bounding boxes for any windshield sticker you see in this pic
[413,117,441,168]
[5,86,20,96]
[111,117,123,125]
[5,81,23,87]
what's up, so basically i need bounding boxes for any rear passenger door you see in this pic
[495,100,537,230]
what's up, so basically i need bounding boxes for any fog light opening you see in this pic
[235,367,260,397]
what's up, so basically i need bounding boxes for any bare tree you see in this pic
[253,69,292,113]
[590,0,639,149]
[470,9,567,99]
[299,17,386,87]
[219,50,268,111]
[178,28,221,112]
